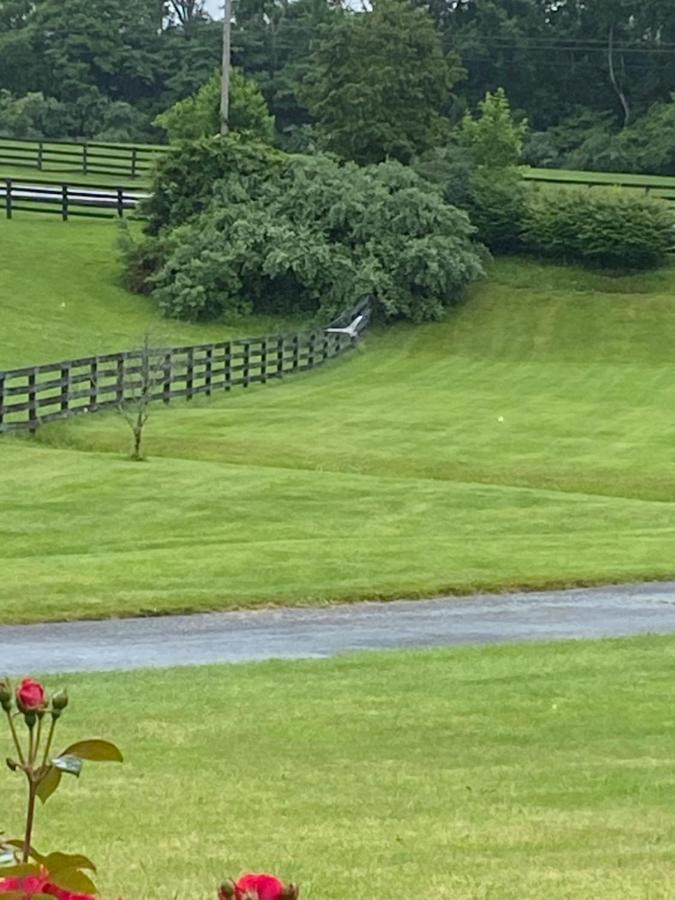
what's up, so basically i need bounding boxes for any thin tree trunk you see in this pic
[608,23,631,126]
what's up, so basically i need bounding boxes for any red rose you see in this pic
[0,871,94,899]
[16,678,46,712]
[225,873,297,900]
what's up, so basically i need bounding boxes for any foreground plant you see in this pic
[0,677,123,898]
[219,873,299,900]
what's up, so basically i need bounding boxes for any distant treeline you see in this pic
[1,0,675,173]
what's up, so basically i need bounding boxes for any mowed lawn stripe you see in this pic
[2,440,675,622]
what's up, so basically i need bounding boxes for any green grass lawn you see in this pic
[2,217,675,622]
[3,637,675,899]
[0,218,295,369]
[0,220,675,622]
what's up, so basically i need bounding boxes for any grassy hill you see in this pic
[0,218,295,368]
[2,217,675,623]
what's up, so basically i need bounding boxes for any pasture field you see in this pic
[523,166,675,200]
[1,217,675,622]
[523,166,675,189]
[2,637,675,899]
[0,219,295,369]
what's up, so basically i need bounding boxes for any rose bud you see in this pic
[15,678,46,714]
[218,881,236,900]
[0,679,11,712]
[5,757,18,772]
[51,690,69,719]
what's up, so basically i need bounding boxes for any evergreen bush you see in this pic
[522,188,674,269]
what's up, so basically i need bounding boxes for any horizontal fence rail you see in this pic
[0,137,168,180]
[0,300,371,434]
[0,177,149,220]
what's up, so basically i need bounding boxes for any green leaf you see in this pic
[0,894,53,900]
[36,766,62,805]
[43,851,97,875]
[0,862,41,877]
[60,739,124,763]
[48,866,98,895]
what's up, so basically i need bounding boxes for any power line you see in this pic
[451,37,675,54]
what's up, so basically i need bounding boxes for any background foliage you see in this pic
[1,0,674,172]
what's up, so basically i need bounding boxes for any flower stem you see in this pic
[33,717,43,766]
[41,718,57,768]
[22,779,37,863]
[4,709,26,766]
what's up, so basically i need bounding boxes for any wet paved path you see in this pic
[2,581,675,674]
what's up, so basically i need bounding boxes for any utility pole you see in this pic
[220,0,231,134]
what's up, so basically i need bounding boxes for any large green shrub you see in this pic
[141,135,286,235]
[139,153,484,323]
[522,188,675,269]
[467,167,528,253]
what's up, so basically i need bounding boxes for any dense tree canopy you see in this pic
[300,0,461,164]
[0,0,674,171]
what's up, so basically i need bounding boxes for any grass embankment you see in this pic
[3,637,675,899]
[2,217,675,622]
[0,219,294,369]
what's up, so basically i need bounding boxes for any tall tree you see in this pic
[167,0,208,25]
[301,0,462,164]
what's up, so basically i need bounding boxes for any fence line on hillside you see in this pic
[0,138,167,180]
[0,177,148,220]
[0,299,371,435]
[522,170,675,199]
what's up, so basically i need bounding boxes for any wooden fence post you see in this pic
[224,342,231,392]
[308,333,316,368]
[61,185,68,221]
[116,187,124,218]
[260,338,268,384]
[27,369,37,433]
[131,148,138,179]
[60,365,70,414]
[115,356,125,405]
[37,141,44,171]
[186,348,194,399]
[82,143,88,176]
[0,373,5,432]
[5,179,12,219]
[89,360,98,411]
[243,342,251,387]
[205,346,213,396]
[163,351,172,403]
[276,335,284,378]
[292,335,300,371]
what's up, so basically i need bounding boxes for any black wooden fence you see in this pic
[0,138,167,180]
[1,178,147,220]
[0,300,371,434]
